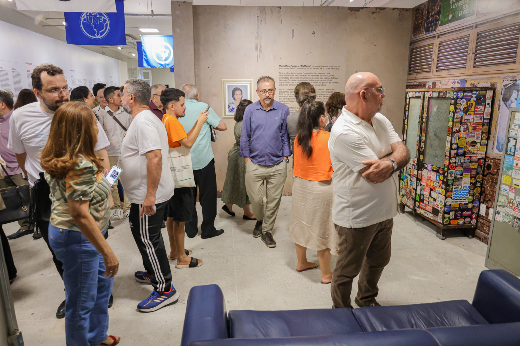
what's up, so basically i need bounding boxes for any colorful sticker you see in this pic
[503,175,512,185]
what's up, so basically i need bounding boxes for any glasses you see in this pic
[365,87,385,95]
[43,86,69,96]
[258,89,275,95]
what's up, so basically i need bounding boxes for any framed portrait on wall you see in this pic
[222,79,254,117]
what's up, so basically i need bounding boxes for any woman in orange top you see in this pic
[290,100,337,284]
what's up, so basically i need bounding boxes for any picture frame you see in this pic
[222,79,254,117]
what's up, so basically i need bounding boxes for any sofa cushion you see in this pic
[353,300,488,332]
[228,308,363,338]
[427,322,520,346]
[190,330,440,346]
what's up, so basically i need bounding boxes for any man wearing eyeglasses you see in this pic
[240,76,291,248]
[149,84,166,121]
[8,64,112,319]
[329,72,410,309]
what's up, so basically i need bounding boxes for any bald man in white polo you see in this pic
[329,72,410,309]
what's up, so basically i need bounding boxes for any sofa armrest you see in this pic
[181,284,229,346]
[427,322,520,346]
[472,270,520,324]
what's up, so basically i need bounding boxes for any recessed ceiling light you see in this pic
[132,53,136,56]
[139,28,159,33]
[63,21,66,25]
[117,46,122,50]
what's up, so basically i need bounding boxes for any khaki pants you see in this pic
[0,173,32,230]
[245,160,287,234]
[108,156,130,212]
[331,218,393,308]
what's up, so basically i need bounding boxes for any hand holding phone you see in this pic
[105,165,123,186]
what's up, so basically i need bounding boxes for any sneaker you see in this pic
[137,285,180,313]
[135,271,152,284]
[253,221,263,238]
[123,210,130,218]
[354,297,381,308]
[261,232,276,248]
[111,209,123,221]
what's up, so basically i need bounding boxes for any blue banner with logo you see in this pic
[64,0,125,46]
[141,35,174,69]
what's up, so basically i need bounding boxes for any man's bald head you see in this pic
[345,72,380,99]
[344,72,385,122]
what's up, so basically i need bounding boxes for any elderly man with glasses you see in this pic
[240,76,291,248]
[150,84,166,121]
[329,72,410,309]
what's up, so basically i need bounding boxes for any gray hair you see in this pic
[0,89,14,109]
[125,79,151,106]
[181,84,198,100]
[151,84,166,95]
[257,76,275,90]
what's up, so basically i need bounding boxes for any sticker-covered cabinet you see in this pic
[400,88,495,239]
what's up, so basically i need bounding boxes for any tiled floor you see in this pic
[4,198,488,345]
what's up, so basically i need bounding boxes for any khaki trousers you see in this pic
[108,156,130,212]
[245,160,287,234]
[331,218,393,308]
[0,173,32,230]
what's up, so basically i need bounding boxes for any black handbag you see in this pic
[31,172,51,223]
[0,164,31,225]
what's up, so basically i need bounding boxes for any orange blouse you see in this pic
[293,131,333,181]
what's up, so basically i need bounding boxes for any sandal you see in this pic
[100,335,120,345]
[175,257,203,269]
[169,249,192,260]
[296,263,319,272]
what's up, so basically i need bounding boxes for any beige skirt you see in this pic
[289,177,338,253]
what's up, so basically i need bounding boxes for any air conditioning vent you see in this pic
[408,43,433,74]
[436,35,470,71]
[473,23,520,68]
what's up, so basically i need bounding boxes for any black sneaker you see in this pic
[56,299,65,319]
[7,229,33,240]
[201,229,224,239]
[253,221,262,238]
[32,229,42,240]
[261,232,276,248]
[161,221,166,228]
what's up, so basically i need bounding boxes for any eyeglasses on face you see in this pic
[258,89,275,95]
[43,86,69,96]
[364,87,385,95]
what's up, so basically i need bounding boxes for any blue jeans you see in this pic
[49,224,112,346]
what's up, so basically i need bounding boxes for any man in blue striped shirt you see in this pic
[240,76,290,248]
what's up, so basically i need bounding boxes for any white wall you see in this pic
[0,20,127,98]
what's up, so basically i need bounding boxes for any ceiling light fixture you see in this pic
[62,21,66,25]
[118,46,122,50]
[132,53,136,56]
[139,28,159,33]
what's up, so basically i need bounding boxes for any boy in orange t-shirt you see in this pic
[161,88,208,268]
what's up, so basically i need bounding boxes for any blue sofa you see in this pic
[181,270,520,346]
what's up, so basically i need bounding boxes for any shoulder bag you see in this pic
[0,164,31,225]
[107,109,128,132]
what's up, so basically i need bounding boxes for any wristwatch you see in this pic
[284,158,290,163]
[388,159,398,172]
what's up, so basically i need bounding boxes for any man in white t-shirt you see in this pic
[119,78,177,313]
[98,86,132,220]
[8,64,112,319]
[329,72,410,309]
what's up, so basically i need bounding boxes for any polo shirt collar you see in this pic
[254,100,278,111]
[185,99,198,104]
[342,107,364,125]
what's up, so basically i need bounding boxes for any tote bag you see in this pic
[168,145,195,188]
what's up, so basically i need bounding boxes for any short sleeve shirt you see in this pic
[178,99,221,170]
[8,102,110,186]
[328,108,401,228]
[46,157,111,232]
[119,110,174,204]
[162,113,187,148]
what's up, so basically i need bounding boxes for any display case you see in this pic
[400,88,495,239]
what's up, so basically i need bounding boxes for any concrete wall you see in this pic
[151,68,176,88]
[179,5,412,194]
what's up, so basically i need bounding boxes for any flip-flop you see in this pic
[175,257,203,269]
[169,249,192,260]
[101,335,120,345]
[296,263,319,272]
